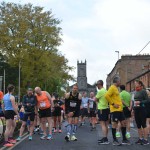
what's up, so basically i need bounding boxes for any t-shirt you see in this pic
[120,90,131,107]
[88,98,96,110]
[96,88,108,110]
[105,85,123,112]
[81,97,89,108]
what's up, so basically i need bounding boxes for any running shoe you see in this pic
[40,135,47,140]
[54,129,57,133]
[28,136,32,141]
[113,139,121,146]
[65,135,70,142]
[34,127,40,132]
[135,139,143,145]
[98,138,110,145]
[8,138,16,144]
[91,127,96,131]
[122,139,131,145]
[59,129,62,133]
[126,132,131,138]
[142,139,149,145]
[3,142,14,147]
[47,134,53,140]
[70,135,77,141]
[16,136,21,141]
[116,132,121,138]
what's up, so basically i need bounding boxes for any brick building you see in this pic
[106,54,150,91]
[126,70,150,91]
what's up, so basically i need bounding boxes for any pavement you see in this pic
[0,120,150,150]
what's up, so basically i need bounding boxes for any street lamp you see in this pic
[115,51,119,60]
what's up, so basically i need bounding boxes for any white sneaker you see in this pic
[71,135,77,141]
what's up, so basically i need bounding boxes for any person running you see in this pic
[105,76,130,145]
[17,88,37,141]
[120,85,132,139]
[53,94,63,133]
[35,87,54,140]
[96,80,110,145]
[88,92,97,131]
[65,84,82,141]
[80,92,88,126]
[3,84,19,147]
[134,80,149,145]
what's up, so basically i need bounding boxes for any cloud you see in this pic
[4,0,150,86]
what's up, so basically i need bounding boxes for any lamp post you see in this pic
[115,51,119,60]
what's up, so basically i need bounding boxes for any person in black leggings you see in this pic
[134,80,149,145]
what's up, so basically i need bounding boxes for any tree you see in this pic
[0,2,74,96]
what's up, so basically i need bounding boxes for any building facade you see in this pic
[126,70,150,92]
[106,54,150,91]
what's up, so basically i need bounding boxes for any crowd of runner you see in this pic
[0,76,150,147]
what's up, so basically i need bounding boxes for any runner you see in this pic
[80,92,88,126]
[53,94,63,133]
[105,76,130,145]
[88,92,97,131]
[134,80,149,145]
[16,88,37,141]
[120,85,132,139]
[96,80,110,144]
[35,87,54,140]
[3,84,19,147]
[65,84,82,141]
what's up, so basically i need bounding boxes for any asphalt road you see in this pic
[1,120,150,150]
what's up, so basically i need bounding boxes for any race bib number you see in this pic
[40,102,46,108]
[70,102,77,107]
[83,103,88,108]
[89,102,93,108]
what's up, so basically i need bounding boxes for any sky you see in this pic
[2,0,150,86]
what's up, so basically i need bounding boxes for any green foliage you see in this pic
[0,2,74,96]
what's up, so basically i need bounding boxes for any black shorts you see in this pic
[0,112,4,117]
[134,107,147,128]
[39,107,52,118]
[23,112,35,122]
[80,108,88,117]
[89,110,96,117]
[53,107,61,116]
[111,111,125,122]
[123,107,131,118]
[98,108,110,121]
[4,110,16,120]
[145,107,150,118]
[67,110,80,118]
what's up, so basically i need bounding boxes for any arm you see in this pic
[105,86,114,105]
[141,90,149,104]
[46,92,54,108]
[31,96,37,107]
[10,95,19,116]
[65,93,70,114]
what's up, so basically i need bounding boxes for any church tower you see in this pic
[77,60,87,92]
